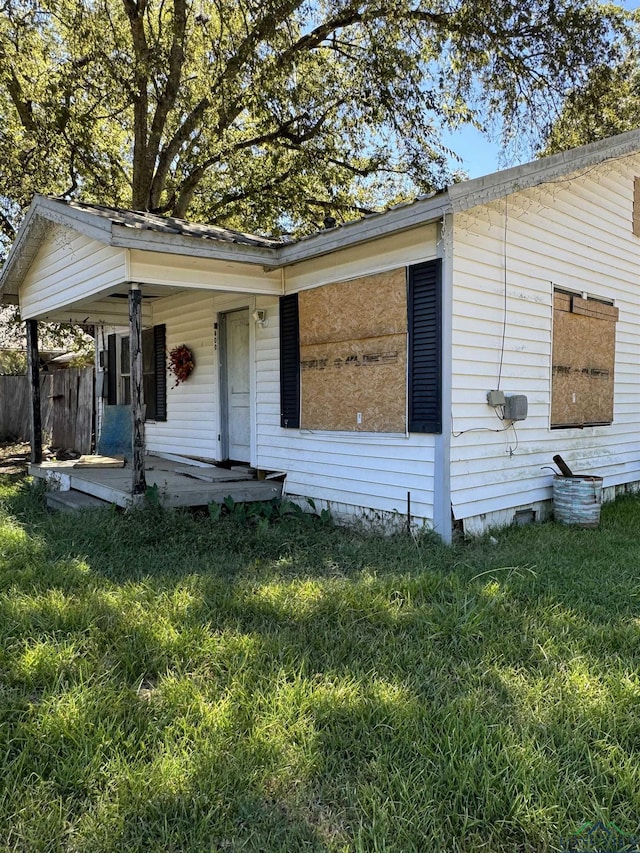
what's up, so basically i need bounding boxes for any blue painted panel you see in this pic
[97,405,132,458]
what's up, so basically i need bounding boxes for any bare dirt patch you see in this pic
[0,441,30,475]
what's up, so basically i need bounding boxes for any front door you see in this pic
[220,309,251,462]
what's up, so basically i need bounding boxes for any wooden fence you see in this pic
[0,367,94,453]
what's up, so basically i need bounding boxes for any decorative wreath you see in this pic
[168,344,195,386]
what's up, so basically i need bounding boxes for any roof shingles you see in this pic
[58,198,283,248]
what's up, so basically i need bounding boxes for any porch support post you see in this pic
[129,284,146,496]
[26,318,42,464]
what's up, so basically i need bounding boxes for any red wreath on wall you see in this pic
[168,344,195,387]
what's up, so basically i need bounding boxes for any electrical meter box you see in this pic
[504,395,528,421]
[486,390,506,407]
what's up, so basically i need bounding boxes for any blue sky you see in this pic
[445,1,639,178]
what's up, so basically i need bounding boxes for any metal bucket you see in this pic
[552,475,603,528]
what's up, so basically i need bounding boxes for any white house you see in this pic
[3,129,640,540]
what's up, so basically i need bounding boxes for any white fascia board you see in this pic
[0,203,46,296]
[0,195,114,297]
[448,128,640,213]
[110,224,280,266]
[36,195,113,242]
[277,195,451,267]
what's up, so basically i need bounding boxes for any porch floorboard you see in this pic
[29,455,283,508]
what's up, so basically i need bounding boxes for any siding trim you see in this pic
[434,217,453,543]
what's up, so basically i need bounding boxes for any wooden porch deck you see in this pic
[29,455,283,509]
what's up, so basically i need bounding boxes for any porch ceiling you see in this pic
[31,289,159,327]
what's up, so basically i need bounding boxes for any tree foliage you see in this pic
[0,305,94,354]
[0,0,628,243]
[541,49,640,155]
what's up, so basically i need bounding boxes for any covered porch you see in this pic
[30,454,283,509]
[3,197,285,498]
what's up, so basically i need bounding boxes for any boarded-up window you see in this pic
[551,290,618,428]
[298,269,407,432]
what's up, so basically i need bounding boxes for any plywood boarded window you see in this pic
[551,290,618,428]
[298,269,407,432]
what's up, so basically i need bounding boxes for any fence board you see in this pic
[0,368,93,452]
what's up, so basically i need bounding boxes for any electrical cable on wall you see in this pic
[453,401,519,451]
[452,425,512,437]
[496,197,508,391]
[451,154,634,452]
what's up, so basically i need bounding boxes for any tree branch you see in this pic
[171,108,338,217]
[0,210,17,241]
[4,69,36,132]
[122,0,152,208]
[148,0,187,208]
[205,167,299,219]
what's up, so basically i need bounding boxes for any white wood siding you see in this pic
[145,291,217,458]
[145,290,258,461]
[129,249,281,295]
[256,226,440,523]
[142,274,440,522]
[20,226,128,319]
[255,299,437,521]
[451,154,640,524]
[285,223,438,291]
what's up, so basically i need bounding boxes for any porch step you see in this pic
[46,489,111,512]
[174,464,253,483]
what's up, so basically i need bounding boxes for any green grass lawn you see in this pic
[1,468,639,852]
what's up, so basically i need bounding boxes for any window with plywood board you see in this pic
[551,289,617,428]
[298,269,408,432]
[279,261,442,433]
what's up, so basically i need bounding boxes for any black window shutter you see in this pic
[408,259,442,433]
[279,294,300,428]
[154,324,167,421]
[107,333,117,405]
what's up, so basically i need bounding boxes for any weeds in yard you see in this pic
[0,471,639,851]
[208,495,331,527]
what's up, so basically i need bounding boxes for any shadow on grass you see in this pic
[1,477,640,851]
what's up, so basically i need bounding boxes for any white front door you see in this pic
[221,309,251,462]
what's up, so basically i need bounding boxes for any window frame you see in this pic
[104,324,167,422]
[550,287,617,430]
[279,259,443,435]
